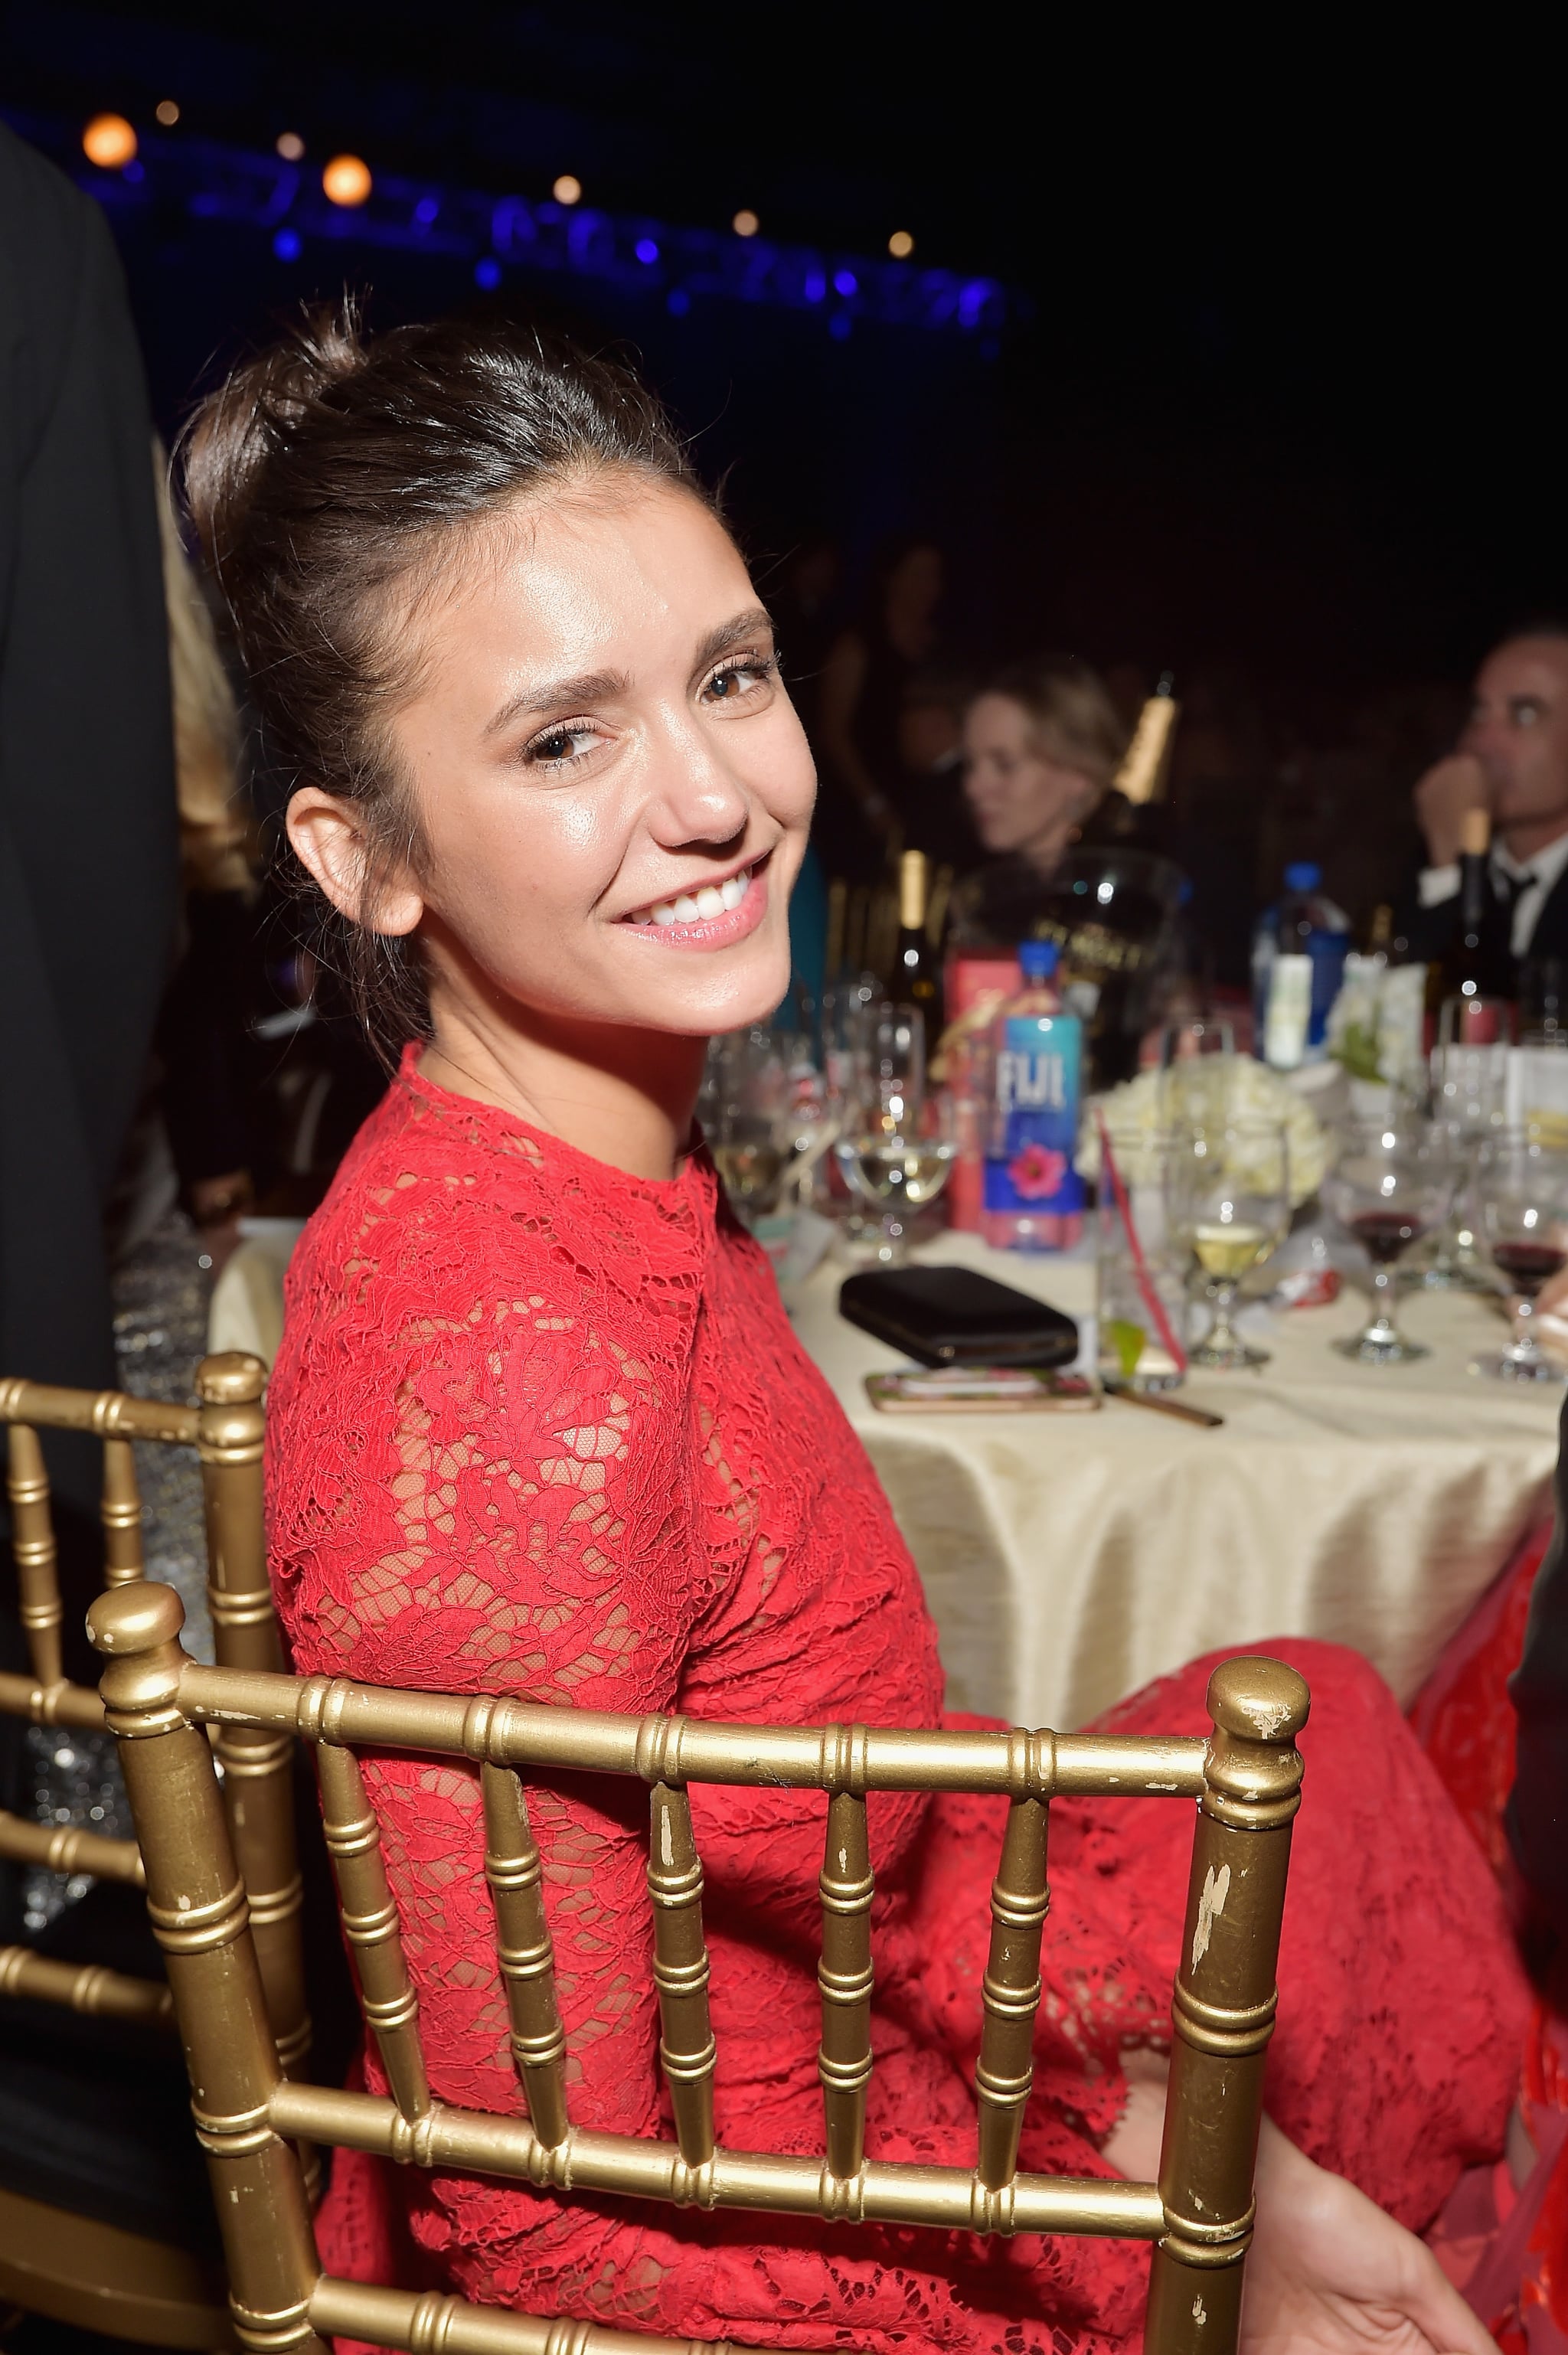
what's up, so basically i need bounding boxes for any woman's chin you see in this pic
[627,942,794,1038]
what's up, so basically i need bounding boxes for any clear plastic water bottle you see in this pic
[1252,862,1351,1070]
[982,941,1086,1251]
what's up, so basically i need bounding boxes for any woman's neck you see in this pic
[1016,815,1080,875]
[419,977,706,1183]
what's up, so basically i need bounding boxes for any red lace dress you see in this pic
[267,1050,1529,2353]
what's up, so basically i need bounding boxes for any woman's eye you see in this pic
[524,723,599,769]
[704,655,774,704]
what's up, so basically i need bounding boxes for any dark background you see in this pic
[5,0,1563,920]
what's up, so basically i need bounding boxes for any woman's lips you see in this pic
[619,857,769,949]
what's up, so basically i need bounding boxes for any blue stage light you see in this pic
[474,257,501,289]
[272,227,301,261]
[804,269,827,303]
[834,269,858,298]
[635,237,659,264]
[666,288,691,317]
[122,158,144,183]
[414,195,439,225]
[829,312,852,340]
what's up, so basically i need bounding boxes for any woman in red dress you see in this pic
[190,304,1524,2353]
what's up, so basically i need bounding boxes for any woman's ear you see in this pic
[287,787,424,938]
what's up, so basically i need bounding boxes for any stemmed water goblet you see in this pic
[1472,1132,1568,1382]
[1166,1121,1291,1370]
[831,1004,957,1265]
[1322,1120,1452,1364]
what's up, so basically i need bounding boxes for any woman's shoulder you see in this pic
[280,1050,718,1367]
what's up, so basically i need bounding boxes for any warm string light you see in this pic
[552,173,582,205]
[322,153,372,207]
[732,208,759,237]
[155,99,179,127]
[888,230,914,259]
[81,113,137,168]
[276,131,305,161]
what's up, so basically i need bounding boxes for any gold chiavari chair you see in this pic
[90,1575,1309,2355]
[0,1353,306,2348]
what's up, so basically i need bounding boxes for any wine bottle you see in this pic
[1437,807,1499,1007]
[1113,673,1179,805]
[896,848,942,1027]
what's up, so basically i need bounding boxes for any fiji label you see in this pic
[984,1014,1084,1212]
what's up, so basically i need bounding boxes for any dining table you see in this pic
[782,1228,1562,1732]
[211,1213,1563,1736]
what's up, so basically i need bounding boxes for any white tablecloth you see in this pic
[214,1218,1563,1738]
[786,1232,1562,1732]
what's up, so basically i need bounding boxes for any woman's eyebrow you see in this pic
[691,607,775,675]
[482,668,629,738]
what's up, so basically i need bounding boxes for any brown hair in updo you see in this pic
[181,298,708,1055]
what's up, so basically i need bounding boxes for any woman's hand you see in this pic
[1103,2063,1495,2355]
[1241,2117,1498,2355]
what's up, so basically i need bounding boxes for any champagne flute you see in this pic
[1472,1132,1568,1382]
[1321,1119,1452,1364]
[1167,1122,1291,1370]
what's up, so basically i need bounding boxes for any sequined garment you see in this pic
[267,1050,1528,2352]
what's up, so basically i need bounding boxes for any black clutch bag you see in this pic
[838,1265,1080,1370]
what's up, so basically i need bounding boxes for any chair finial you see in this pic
[87,1578,185,1659]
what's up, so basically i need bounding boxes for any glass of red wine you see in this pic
[1473,1133,1568,1382]
[1322,1120,1453,1364]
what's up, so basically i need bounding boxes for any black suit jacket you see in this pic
[0,128,177,1690]
[1398,858,1568,982]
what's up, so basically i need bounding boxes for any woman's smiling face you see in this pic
[291,475,816,1040]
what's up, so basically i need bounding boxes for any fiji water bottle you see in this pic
[982,940,1085,1252]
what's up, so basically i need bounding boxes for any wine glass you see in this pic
[1157,1015,1236,1133]
[1472,1132,1568,1383]
[1322,1120,1452,1364]
[831,1005,956,1265]
[1423,1041,1506,1289]
[1166,1122,1291,1370]
[701,1027,794,1223]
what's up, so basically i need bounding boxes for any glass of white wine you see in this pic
[832,1004,956,1265]
[1167,1121,1291,1370]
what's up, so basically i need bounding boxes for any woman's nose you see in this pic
[645,717,750,845]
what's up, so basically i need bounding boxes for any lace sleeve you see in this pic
[270,1236,701,2130]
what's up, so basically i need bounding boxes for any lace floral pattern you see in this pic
[268,1050,1530,2351]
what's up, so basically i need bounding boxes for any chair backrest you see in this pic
[1,1355,308,2068]
[90,1578,1308,2355]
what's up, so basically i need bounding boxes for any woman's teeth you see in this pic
[631,866,753,926]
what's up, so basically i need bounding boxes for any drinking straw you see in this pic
[1096,1111,1188,1375]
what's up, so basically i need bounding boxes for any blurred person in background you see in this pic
[0,126,178,1700]
[1403,625,1568,981]
[766,531,840,753]
[949,655,1188,1083]
[893,663,975,868]
[816,534,943,878]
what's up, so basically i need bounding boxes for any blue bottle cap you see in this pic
[1283,861,1321,892]
[1018,939,1060,981]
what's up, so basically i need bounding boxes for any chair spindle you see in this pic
[7,1424,61,1687]
[198,1354,312,2075]
[481,1762,569,2147]
[89,1582,325,2355]
[0,1942,174,2026]
[1143,1658,1310,2355]
[817,1790,874,2180]
[647,1782,716,2166]
[316,1739,431,2123]
[974,1794,1050,2190]
[100,1435,145,1586]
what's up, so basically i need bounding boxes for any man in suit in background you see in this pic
[1,126,177,1730]
[1404,628,1568,984]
